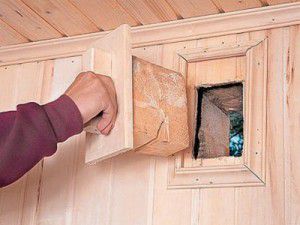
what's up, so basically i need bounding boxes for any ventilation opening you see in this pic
[193,82,244,159]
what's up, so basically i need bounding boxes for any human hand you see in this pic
[65,71,117,135]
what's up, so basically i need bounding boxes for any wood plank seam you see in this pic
[0,0,63,41]
[283,26,291,225]
[20,0,102,35]
[210,0,226,13]
[163,0,183,19]
[66,0,104,31]
[113,0,143,26]
[0,17,30,42]
[19,0,74,37]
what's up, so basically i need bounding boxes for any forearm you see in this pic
[0,95,83,188]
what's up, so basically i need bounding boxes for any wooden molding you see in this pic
[177,39,263,63]
[168,39,267,189]
[0,2,300,66]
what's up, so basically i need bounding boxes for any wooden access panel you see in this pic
[82,25,133,164]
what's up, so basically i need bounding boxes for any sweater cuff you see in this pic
[43,95,83,142]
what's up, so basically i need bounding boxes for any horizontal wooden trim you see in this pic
[167,181,264,189]
[168,160,264,189]
[177,39,263,62]
[175,165,247,174]
[0,2,300,66]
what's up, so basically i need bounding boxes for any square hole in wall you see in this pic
[193,82,244,159]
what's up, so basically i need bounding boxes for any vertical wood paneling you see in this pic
[152,158,192,225]
[263,28,286,225]
[286,25,300,225]
[132,45,163,65]
[36,56,82,225]
[18,61,52,225]
[199,188,235,225]
[234,31,266,225]
[109,153,155,225]
[235,28,287,225]
[195,34,239,224]
[71,152,112,225]
[151,41,196,225]
[0,62,46,225]
[0,24,299,225]
[235,187,265,225]
[0,65,24,225]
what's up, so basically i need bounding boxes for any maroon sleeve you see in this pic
[0,95,83,188]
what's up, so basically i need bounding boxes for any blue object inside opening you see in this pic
[229,111,243,157]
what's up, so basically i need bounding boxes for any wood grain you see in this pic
[286,25,300,225]
[70,0,139,30]
[22,0,100,36]
[1,3,300,66]
[116,0,177,24]
[84,25,133,164]
[152,41,195,225]
[0,20,300,225]
[35,56,83,225]
[0,1,298,47]
[264,28,286,225]
[0,0,62,41]
[213,0,262,12]
[0,62,46,225]
[0,19,28,46]
[199,188,235,225]
[166,0,219,18]
[133,57,189,156]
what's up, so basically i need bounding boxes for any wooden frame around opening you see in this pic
[168,39,267,189]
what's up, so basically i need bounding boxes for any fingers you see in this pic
[97,100,117,135]
[94,74,117,135]
[97,113,115,135]
[100,122,114,135]
[69,71,118,135]
[99,75,118,111]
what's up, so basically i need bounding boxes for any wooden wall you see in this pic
[0,25,299,225]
